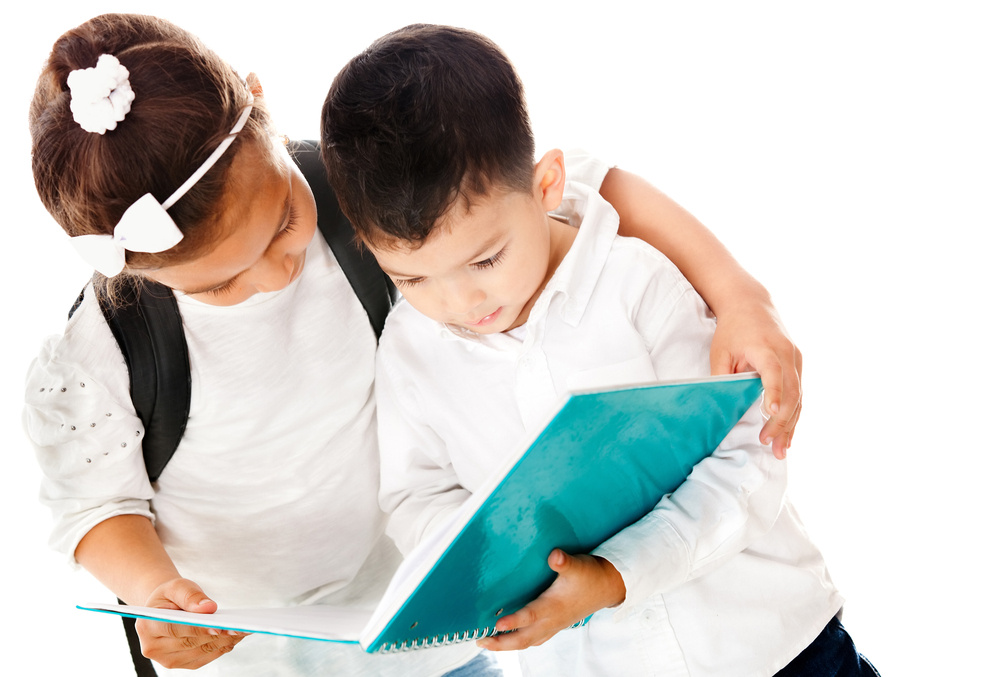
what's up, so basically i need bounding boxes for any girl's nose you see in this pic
[252,252,296,293]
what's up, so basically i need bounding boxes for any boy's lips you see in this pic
[468,307,503,327]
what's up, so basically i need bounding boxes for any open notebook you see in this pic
[81,372,764,653]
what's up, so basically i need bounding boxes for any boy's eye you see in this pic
[472,248,506,269]
[391,247,505,290]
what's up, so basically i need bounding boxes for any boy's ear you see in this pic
[246,72,265,98]
[534,149,566,212]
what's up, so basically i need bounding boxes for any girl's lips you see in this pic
[469,307,503,327]
[289,256,305,285]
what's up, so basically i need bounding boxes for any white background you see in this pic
[3,1,997,675]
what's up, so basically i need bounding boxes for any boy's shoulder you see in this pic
[378,300,460,364]
[562,180,695,304]
[598,234,702,320]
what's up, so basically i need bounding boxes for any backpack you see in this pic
[67,140,394,675]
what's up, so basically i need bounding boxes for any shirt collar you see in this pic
[540,180,619,327]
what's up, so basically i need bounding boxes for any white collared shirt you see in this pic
[375,182,844,677]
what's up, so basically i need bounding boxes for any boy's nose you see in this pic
[444,283,487,316]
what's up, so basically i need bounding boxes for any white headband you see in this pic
[67,54,255,277]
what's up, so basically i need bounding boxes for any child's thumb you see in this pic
[158,578,218,614]
[547,548,571,573]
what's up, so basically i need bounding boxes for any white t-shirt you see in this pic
[24,229,474,676]
[375,181,844,677]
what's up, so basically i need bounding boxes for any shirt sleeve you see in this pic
[374,324,473,556]
[22,285,154,565]
[591,247,787,612]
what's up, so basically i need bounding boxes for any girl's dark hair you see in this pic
[321,24,535,249]
[30,13,275,295]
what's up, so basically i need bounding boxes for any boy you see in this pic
[321,24,875,677]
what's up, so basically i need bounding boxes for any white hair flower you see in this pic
[67,54,136,134]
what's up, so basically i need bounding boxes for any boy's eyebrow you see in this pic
[380,233,505,278]
[181,196,292,295]
[465,233,505,264]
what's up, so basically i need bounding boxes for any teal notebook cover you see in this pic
[79,373,763,652]
[362,372,763,652]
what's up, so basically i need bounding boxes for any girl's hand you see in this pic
[711,305,802,460]
[477,549,625,651]
[596,169,802,460]
[136,578,248,670]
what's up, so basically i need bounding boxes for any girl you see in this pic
[25,13,801,676]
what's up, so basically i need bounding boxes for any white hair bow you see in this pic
[67,72,255,277]
[70,195,184,277]
[67,54,135,135]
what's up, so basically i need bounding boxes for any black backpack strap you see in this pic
[290,140,396,338]
[98,278,191,483]
[118,598,158,677]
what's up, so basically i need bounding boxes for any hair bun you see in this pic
[66,54,135,134]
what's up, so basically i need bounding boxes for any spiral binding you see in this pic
[376,625,501,653]
[374,616,590,653]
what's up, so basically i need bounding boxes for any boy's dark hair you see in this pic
[321,24,535,249]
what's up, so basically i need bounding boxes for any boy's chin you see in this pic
[448,322,507,336]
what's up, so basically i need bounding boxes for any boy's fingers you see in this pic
[547,548,570,572]
[494,604,538,633]
[708,342,742,377]
[753,353,784,418]
[478,631,524,651]
[755,349,802,455]
[479,619,550,651]
[762,397,801,458]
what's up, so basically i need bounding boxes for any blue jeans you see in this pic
[441,650,505,677]
[775,616,880,677]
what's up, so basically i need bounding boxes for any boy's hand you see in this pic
[477,549,625,651]
[711,306,802,460]
[136,578,248,670]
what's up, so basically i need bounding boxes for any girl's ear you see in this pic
[534,149,566,212]
[246,72,264,98]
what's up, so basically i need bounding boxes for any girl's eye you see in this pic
[208,277,240,297]
[394,277,424,289]
[274,203,300,240]
[200,200,301,298]
[472,248,506,269]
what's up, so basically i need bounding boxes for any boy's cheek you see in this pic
[396,291,442,322]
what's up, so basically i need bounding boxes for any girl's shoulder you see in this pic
[24,283,133,424]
